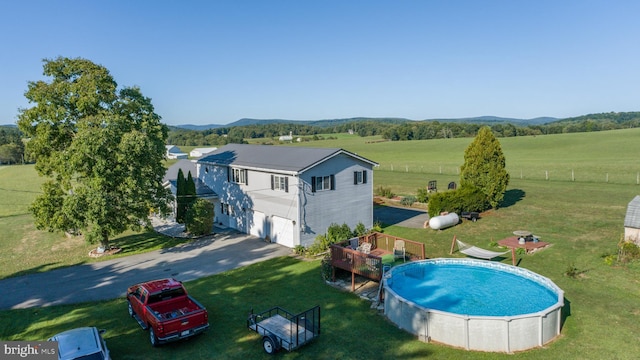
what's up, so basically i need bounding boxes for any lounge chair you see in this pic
[393,240,406,262]
[357,242,372,254]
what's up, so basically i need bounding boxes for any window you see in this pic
[221,203,233,215]
[228,167,248,185]
[354,170,367,185]
[271,175,288,192]
[311,175,335,192]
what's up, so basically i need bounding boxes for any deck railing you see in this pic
[329,232,426,290]
[329,245,383,282]
[363,232,426,260]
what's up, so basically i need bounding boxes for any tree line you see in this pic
[0,126,26,164]
[165,112,640,146]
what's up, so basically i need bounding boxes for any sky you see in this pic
[1,1,639,126]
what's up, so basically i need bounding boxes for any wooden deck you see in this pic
[329,232,426,291]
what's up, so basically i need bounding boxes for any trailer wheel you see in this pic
[149,327,159,347]
[262,334,278,355]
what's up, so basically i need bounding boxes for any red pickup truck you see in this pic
[126,278,209,346]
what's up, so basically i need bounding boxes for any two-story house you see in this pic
[197,144,378,248]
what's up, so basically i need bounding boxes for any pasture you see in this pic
[1,128,640,359]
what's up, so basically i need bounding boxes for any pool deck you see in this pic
[498,236,551,265]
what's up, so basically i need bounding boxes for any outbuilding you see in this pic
[624,195,640,245]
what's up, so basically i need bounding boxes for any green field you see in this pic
[1,129,640,359]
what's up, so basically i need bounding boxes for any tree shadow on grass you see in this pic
[500,189,526,208]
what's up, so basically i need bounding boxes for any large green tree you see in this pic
[17,57,171,249]
[460,126,510,209]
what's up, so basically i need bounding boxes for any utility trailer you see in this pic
[247,305,320,355]
[461,211,480,222]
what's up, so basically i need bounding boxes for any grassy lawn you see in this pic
[2,129,640,358]
[0,165,191,279]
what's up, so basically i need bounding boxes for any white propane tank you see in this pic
[429,213,460,230]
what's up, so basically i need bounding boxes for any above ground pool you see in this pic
[383,258,564,353]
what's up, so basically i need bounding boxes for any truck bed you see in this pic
[148,296,203,321]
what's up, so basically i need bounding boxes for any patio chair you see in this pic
[394,240,406,262]
[357,242,372,254]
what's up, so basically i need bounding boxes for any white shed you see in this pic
[624,195,640,245]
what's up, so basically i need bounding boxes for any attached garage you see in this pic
[270,215,294,248]
[249,210,268,239]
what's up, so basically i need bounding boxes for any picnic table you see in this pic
[513,230,532,237]
[498,236,550,265]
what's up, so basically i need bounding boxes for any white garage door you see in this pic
[249,211,268,239]
[270,215,294,248]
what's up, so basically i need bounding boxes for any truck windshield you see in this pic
[147,288,186,304]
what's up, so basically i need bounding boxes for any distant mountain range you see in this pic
[172,116,559,131]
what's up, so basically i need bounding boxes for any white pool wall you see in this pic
[383,258,564,353]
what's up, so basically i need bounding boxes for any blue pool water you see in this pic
[389,261,559,316]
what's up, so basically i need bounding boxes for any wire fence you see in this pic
[374,164,640,185]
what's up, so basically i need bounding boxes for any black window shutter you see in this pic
[363,170,367,184]
[227,167,230,182]
[285,177,289,192]
[311,176,316,192]
[354,171,358,185]
[271,175,274,190]
[245,170,248,185]
[330,174,335,190]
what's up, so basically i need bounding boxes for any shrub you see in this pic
[320,253,333,281]
[293,245,306,256]
[307,234,330,256]
[375,185,394,198]
[416,188,429,203]
[617,239,640,263]
[564,263,580,278]
[327,223,354,243]
[427,186,489,217]
[371,221,383,233]
[401,196,416,206]
[185,199,214,236]
[354,222,367,236]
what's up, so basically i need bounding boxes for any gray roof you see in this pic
[197,144,377,174]
[163,159,196,183]
[168,178,217,197]
[624,195,640,228]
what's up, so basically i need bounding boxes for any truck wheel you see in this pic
[149,327,159,347]
[127,301,134,317]
[262,335,278,354]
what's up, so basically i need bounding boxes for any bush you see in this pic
[320,253,333,281]
[416,188,429,203]
[185,199,214,236]
[427,186,489,217]
[293,245,306,256]
[564,263,580,278]
[307,223,360,256]
[617,239,640,263]
[401,196,416,206]
[354,222,367,236]
[374,186,394,198]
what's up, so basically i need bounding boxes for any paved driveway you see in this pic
[373,205,429,228]
[0,231,290,310]
[1,207,426,310]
